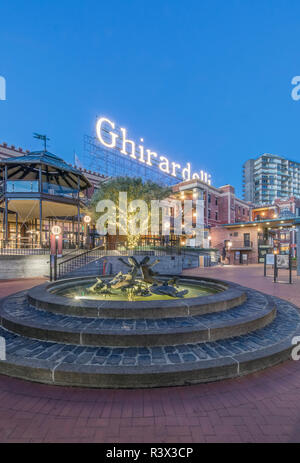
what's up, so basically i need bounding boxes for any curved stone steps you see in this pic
[0,296,299,388]
[0,290,275,347]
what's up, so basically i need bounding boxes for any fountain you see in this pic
[86,256,189,300]
[58,256,210,302]
[0,255,299,388]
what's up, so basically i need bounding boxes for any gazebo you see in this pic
[0,150,91,249]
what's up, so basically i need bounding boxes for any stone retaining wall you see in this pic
[66,254,199,278]
[0,255,49,279]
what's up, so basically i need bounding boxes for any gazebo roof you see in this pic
[0,150,91,190]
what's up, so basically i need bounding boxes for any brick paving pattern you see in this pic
[182,264,300,306]
[0,270,299,442]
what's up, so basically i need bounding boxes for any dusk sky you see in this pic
[1,0,300,196]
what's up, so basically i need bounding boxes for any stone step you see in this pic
[0,297,299,388]
[0,290,275,347]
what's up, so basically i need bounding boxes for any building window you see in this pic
[244,233,251,247]
[215,211,218,221]
[215,197,218,206]
[208,194,211,203]
[208,209,211,219]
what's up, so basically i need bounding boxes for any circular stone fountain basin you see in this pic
[27,275,246,319]
[1,275,299,388]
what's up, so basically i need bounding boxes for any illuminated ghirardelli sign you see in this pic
[96,117,211,185]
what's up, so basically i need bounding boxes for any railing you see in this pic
[258,239,273,246]
[57,248,85,260]
[0,247,49,255]
[57,245,181,279]
[58,246,104,278]
[0,245,90,257]
[229,240,253,249]
[132,245,181,255]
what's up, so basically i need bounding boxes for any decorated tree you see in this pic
[89,176,171,248]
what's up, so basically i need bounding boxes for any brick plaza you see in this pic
[0,265,299,443]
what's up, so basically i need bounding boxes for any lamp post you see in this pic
[227,241,232,265]
[50,225,62,281]
[83,215,91,249]
[208,235,211,248]
[295,221,300,276]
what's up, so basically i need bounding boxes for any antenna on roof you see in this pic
[33,133,50,151]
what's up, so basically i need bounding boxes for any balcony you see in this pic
[229,240,253,250]
[258,239,273,247]
[6,180,79,199]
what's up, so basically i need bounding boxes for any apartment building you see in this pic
[243,153,300,205]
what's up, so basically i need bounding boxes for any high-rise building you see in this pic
[243,153,300,205]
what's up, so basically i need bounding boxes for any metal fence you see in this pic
[0,247,48,255]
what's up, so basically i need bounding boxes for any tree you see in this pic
[89,176,171,248]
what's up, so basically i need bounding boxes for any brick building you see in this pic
[171,179,251,248]
[172,180,250,225]
[211,196,300,264]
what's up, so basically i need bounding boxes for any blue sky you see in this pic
[1,0,300,196]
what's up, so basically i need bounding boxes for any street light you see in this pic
[51,225,62,236]
[223,241,232,265]
[50,225,62,281]
[83,215,92,248]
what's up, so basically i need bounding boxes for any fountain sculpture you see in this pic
[88,256,188,300]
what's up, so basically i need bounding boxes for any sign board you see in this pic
[266,254,275,265]
[242,254,248,262]
[96,117,212,184]
[277,254,289,269]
